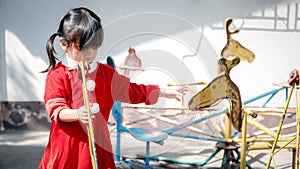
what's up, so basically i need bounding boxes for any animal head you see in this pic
[188,57,240,110]
[188,57,243,131]
[221,18,255,63]
[188,75,229,111]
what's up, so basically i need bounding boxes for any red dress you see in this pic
[39,61,160,169]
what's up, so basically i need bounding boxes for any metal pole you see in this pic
[79,61,99,169]
[296,83,300,169]
[266,83,295,169]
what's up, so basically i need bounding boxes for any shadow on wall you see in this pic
[210,3,300,32]
[0,101,50,131]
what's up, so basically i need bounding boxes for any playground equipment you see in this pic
[113,76,298,168]
[188,19,300,168]
[110,18,299,169]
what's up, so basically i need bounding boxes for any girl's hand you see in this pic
[159,87,188,101]
[76,106,90,124]
[76,103,99,124]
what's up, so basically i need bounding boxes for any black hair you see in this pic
[42,7,104,73]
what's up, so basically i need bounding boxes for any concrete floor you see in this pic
[0,128,294,169]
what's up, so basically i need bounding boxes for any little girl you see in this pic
[39,7,184,169]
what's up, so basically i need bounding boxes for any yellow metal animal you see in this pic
[221,18,255,63]
[188,57,243,131]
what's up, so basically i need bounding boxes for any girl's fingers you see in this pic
[77,107,97,124]
[177,87,188,94]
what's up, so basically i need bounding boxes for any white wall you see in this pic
[1,0,299,107]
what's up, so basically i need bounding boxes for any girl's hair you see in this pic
[42,7,104,73]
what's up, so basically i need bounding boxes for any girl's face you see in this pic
[68,45,98,63]
[60,38,99,63]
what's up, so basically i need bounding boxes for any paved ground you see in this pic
[0,130,48,169]
[0,128,294,169]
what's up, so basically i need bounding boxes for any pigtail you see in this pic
[41,33,60,73]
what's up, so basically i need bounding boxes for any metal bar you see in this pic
[296,84,300,169]
[79,61,99,169]
[162,108,227,134]
[243,87,284,105]
[266,83,295,169]
[240,108,249,169]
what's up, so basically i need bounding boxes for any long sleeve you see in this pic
[108,66,160,105]
[44,68,70,122]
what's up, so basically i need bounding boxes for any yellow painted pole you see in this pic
[266,83,295,169]
[225,106,232,140]
[240,108,248,169]
[79,61,99,169]
[230,137,294,143]
[296,82,300,169]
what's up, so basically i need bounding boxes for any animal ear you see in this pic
[218,58,227,65]
[233,57,240,65]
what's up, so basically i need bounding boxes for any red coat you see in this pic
[39,62,160,169]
